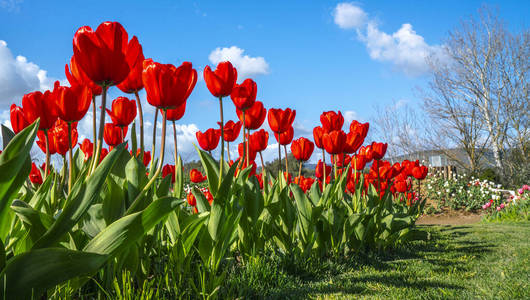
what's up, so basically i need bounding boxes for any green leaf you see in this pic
[1,124,15,149]
[208,202,224,242]
[215,160,238,205]
[0,248,107,299]
[0,120,39,238]
[28,173,54,210]
[84,196,183,257]
[125,155,148,208]
[131,120,137,156]
[195,145,219,196]
[32,143,126,249]
[11,200,54,244]
[0,237,5,271]
[103,176,126,224]
[174,155,184,198]
[192,186,210,213]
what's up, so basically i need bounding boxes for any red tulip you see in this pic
[313,126,324,149]
[236,101,267,130]
[412,165,428,180]
[104,123,127,147]
[79,138,93,161]
[351,154,367,170]
[274,126,294,145]
[131,149,151,167]
[106,96,137,126]
[50,120,78,156]
[36,131,56,155]
[22,90,58,130]
[268,108,296,133]
[331,153,351,167]
[218,120,242,142]
[10,104,29,134]
[196,128,220,151]
[100,148,109,162]
[187,192,197,206]
[238,142,257,161]
[142,59,197,109]
[315,159,332,180]
[358,145,373,162]
[295,176,315,193]
[231,78,257,111]
[394,180,409,193]
[117,36,145,93]
[72,22,130,86]
[190,169,207,183]
[165,102,187,121]
[204,190,214,205]
[55,82,92,122]
[320,111,344,133]
[350,120,369,140]
[65,56,102,95]
[162,164,176,183]
[371,142,387,160]
[29,163,43,185]
[248,129,269,153]
[291,137,314,162]
[203,61,237,97]
[343,131,364,154]
[322,130,346,155]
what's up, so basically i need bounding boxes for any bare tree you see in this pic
[372,100,427,160]
[423,7,529,181]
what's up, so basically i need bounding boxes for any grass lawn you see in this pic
[225,222,530,299]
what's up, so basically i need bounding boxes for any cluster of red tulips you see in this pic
[8,20,429,208]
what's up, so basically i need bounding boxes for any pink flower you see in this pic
[496,206,501,211]
[518,188,524,195]
[523,184,530,191]
[500,203,505,209]
[482,204,487,210]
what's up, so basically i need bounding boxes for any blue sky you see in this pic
[0,0,528,162]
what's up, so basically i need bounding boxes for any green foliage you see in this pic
[0,128,427,299]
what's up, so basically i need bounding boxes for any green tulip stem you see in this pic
[246,129,250,168]
[334,155,338,180]
[277,139,282,177]
[218,97,225,186]
[89,84,108,175]
[151,109,159,169]
[322,148,326,190]
[284,145,289,175]
[226,142,231,162]
[134,90,145,160]
[242,110,247,167]
[67,122,73,195]
[259,151,266,181]
[298,160,303,180]
[44,129,50,181]
[376,159,381,198]
[172,120,178,187]
[128,109,167,214]
[91,94,97,143]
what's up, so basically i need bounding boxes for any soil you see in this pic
[417,210,484,225]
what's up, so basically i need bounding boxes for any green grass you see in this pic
[224,222,530,299]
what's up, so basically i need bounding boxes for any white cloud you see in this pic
[0,40,59,105]
[1,0,23,12]
[208,46,269,80]
[360,22,444,76]
[343,110,359,126]
[333,2,367,29]
[333,3,444,76]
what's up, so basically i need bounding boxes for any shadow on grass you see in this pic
[226,225,499,299]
